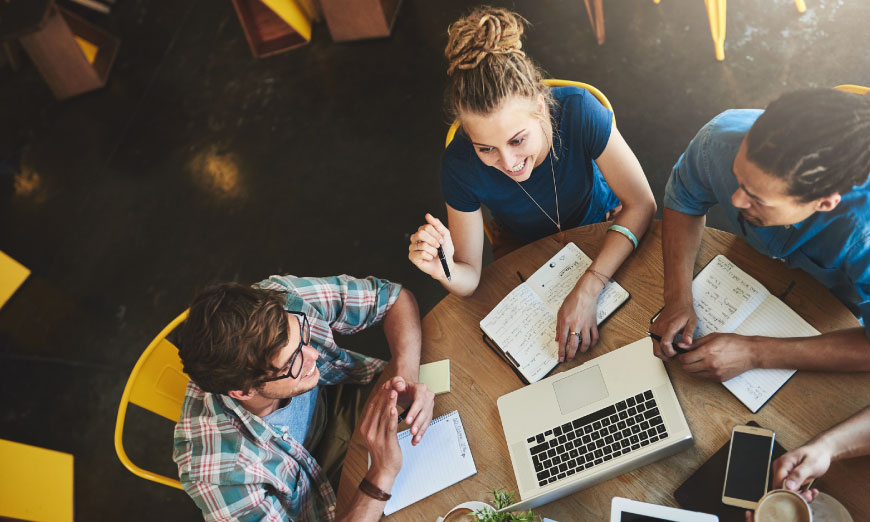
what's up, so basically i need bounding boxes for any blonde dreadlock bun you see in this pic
[443,7,549,118]
[445,7,527,76]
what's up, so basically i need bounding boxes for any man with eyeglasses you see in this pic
[172,274,435,522]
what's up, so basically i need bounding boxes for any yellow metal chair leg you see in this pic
[794,0,807,13]
[705,0,726,61]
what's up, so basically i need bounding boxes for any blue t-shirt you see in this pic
[664,109,870,339]
[440,86,620,243]
[262,386,322,450]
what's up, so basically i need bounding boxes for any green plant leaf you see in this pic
[471,489,542,522]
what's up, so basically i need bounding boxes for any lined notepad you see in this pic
[383,410,476,515]
[480,242,630,383]
[691,255,819,412]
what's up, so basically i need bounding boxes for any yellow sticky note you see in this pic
[419,360,450,395]
[74,36,98,64]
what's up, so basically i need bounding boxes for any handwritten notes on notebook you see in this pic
[692,255,819,412]
[384,410,476,515]
[480,243,630,383]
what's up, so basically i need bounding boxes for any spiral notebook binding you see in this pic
[396,411,454,440]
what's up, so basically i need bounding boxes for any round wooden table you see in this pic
[337,221,870,521]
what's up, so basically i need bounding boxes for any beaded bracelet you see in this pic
[587,268,611,286]
[358,477,392,501]
[608,224,638,249]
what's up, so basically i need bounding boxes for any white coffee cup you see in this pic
[755,489,812,522]
[436,501,493,522]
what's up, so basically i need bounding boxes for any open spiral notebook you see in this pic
[381,410,477,515]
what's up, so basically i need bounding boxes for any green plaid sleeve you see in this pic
[259,274,402,334]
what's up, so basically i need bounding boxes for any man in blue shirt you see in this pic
[651,89,870,381]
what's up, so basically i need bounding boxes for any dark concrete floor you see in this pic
[1,0,868,519]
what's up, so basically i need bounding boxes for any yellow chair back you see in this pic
[835,84,870,95]
[114,309,189,490]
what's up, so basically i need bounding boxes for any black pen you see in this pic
[437,245,452,281]
[397,410,408,424]
[646,331,690,354]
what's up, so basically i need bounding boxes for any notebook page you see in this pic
[723,296,819,412]
[692,255,769,337]
[384,410,477,515]
[526,242,630,323]
[479,283,559,383]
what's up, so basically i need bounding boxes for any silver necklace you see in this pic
[514,152,561,232]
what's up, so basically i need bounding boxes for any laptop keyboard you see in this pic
[526,389,668,487]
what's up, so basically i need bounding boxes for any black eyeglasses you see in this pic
[260,311,310,383]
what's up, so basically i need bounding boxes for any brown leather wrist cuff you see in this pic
[358,477,392,501]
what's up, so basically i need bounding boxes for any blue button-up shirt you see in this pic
[664,109,870,339]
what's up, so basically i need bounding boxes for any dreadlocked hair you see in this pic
[444,6,552,121]
[175,282,289,394]
[746,88,870,202]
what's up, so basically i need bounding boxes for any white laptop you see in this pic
[611,497,719,521]
[497,338,693,512]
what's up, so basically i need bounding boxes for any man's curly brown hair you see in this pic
[175,283,289,394]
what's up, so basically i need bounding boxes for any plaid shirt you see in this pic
[173,275,401,522]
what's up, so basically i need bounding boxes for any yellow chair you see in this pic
[654,0,807,61]
[835,84,869,95]
[0,250,31,308]
[444,79,614,244]
[114,309,190,490]
[0,439,74,522]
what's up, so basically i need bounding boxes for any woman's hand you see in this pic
[408,213,454,281]
[556,271,606,361]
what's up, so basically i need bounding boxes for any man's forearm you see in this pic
[383,289,422,381]
[335,470,396,522]
[662,208,705,302]
[755,327,870,373]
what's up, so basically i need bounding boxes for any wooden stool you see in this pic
[319,0,403,42]
[230,0,315,58]
[0,0,119,99]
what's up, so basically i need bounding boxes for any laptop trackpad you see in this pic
[553,365,609,416]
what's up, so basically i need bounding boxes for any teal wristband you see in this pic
[608,224,638,249]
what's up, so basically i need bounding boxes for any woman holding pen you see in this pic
[408,7,655,361]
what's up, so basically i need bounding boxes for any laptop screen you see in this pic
[621,514,675,522]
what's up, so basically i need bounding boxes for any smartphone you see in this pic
[722,425,776,508]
